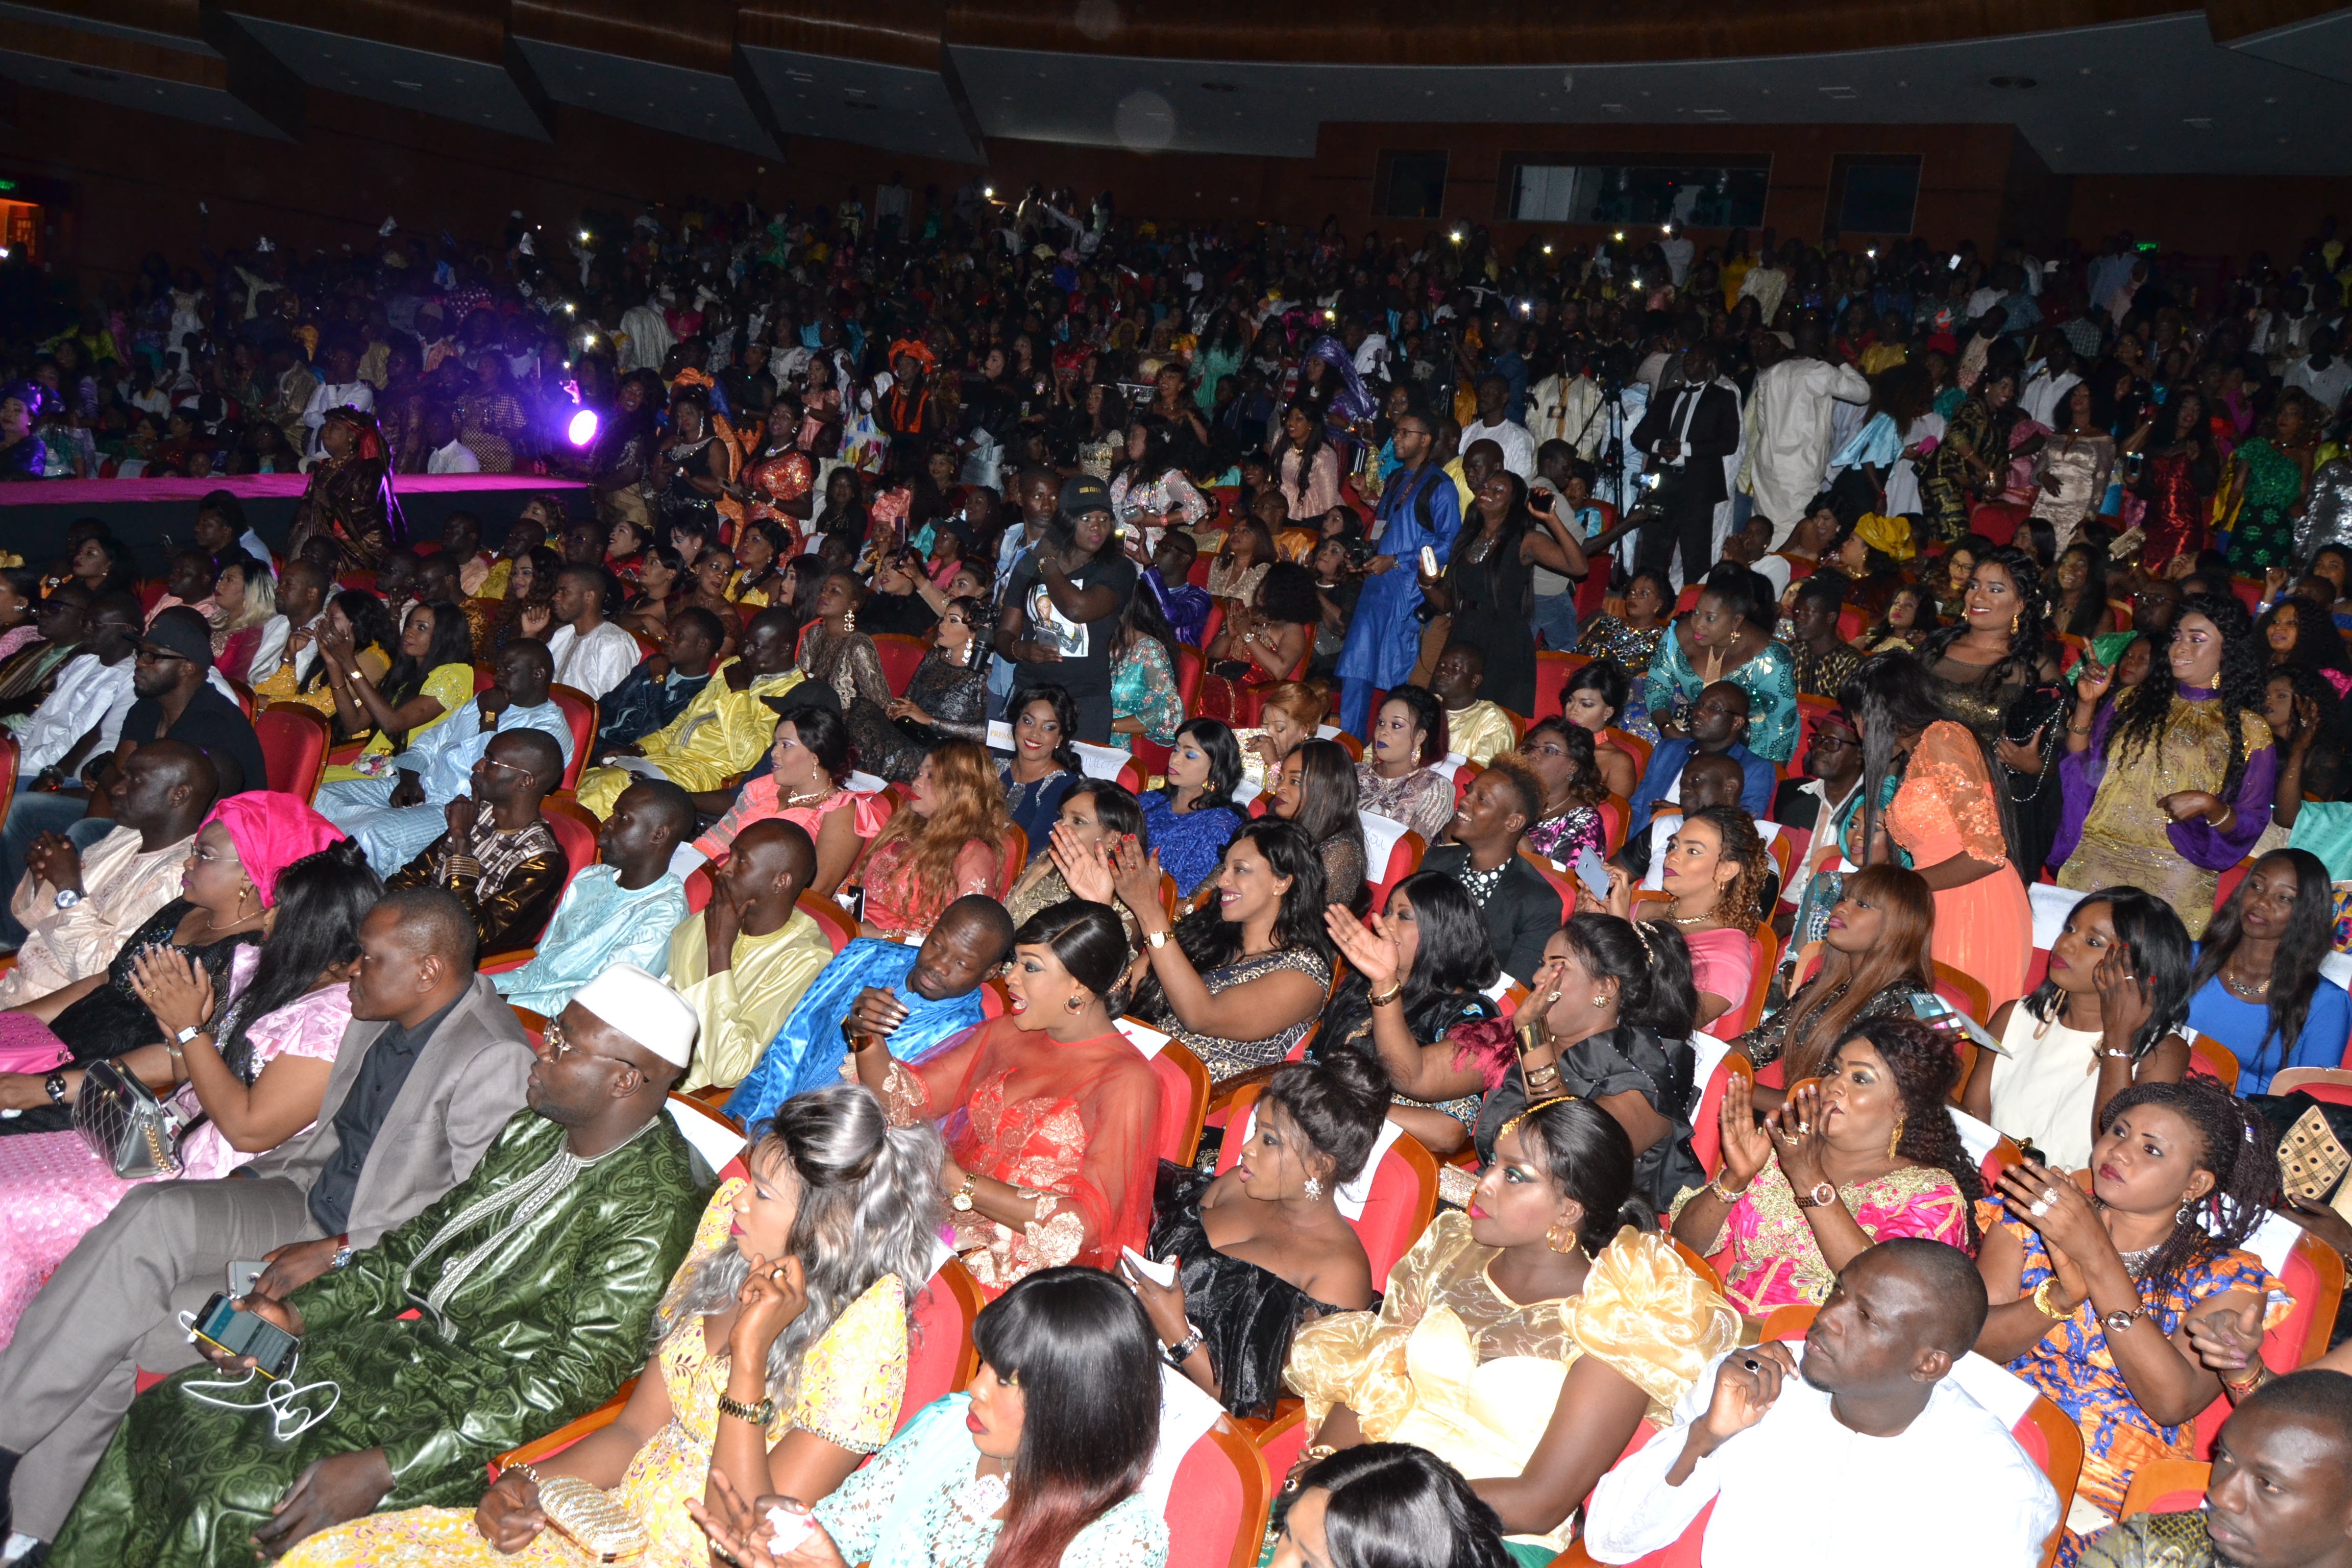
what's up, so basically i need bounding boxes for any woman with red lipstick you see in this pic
[998,685,1083,857]
[1354,686,1456,844]
[1730,863,1938,1091]
[1137,718,1249,898]
[1128,1052,1385,1416]
[854,900,1159,1296]
[1285,1097,1737,1562]
[855,742,1010,940]
[1976,1078,2286,1556]
[2181,849,2350,1095]
[1965,888,2195,1169]
[1673,1016,1979,1316]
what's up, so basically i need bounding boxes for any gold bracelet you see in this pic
[506,1461,542,1488]
[1706,1175,1750,1204]
[2031,1279,2074,1318]
[1368,981,1404,1008]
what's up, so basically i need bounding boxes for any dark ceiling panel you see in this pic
[0,6,297,136]
[225,12,551,138]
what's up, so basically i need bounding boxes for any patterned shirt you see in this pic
[385,814,564,955]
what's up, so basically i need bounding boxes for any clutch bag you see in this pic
[72,1058,184,1179]
[533,1475,650,1565]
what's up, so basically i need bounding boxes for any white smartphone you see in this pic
[1572,847,1611,904]
[228,1260,268,1298]
[1121,1247,1178,1288]
[1418,545,1438,576]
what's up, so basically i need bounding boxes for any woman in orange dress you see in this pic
[852,739,1009,939]
[851,900,1160,1298]
[1844,654,2033,1008]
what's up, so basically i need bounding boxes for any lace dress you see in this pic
[1354,763,1456,843]
[276,1182,908,1568]
[1888,720,2033,1009]
[1141,947,1334,1084]
[800,623,893,711]
[846,650,987,782]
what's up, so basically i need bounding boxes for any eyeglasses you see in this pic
[543,1019,635,1073]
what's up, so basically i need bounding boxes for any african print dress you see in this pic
[2223,437,2306,573]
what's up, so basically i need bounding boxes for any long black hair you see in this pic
[1839,651,2019,880]
[1514,1093,1656,1253]
[1837,1016,1986,1246]
[1296,1445,1514,1568]
[218,840,381,1082]
[970,1267,1161,1568]
[1006,682,1082,775]
[1285,738,1365,853]
[1377,683,1448,766]
[2097,1077,2280,1300]
[1918,543,2055,696]
[381,599,476,727]
[1132,818,1333,1019]
[2048,543,2111,639]
[1561,911,1699,1047]
[2190,849,2336,1082]
[772,700,856,786]
[2102,591,2267,803]
[1319,868,1501,1059]
[2022,886,2196,1059]
[307,588,398,696]
[1161,717,1246,820]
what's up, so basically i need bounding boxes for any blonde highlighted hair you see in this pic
[865,739,1013,915]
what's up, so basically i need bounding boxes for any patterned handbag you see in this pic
[533,1475,651,1565]
[72,1058,185,1179]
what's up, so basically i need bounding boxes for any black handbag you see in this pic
[73,1059,185,1179]
[2001,681,2069,799]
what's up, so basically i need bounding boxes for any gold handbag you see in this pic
[532,1476,650,1565]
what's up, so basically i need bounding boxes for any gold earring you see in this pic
[1888,1116,1905,1159]
[1545,1218,1581,1255]
[2010,608,2022,633]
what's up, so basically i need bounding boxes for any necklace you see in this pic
[2221,962,2272,1000]
[782,784,836,809]
[1667,910,1712,927]
[2116,1242,2161,1278]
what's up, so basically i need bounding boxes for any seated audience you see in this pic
[1975,1078,2287,1549]
[1084,819,1334,1084]
[668,819,833,1094]
[1133,1051,1385,1416]
[690,1266,1168,1568]
[1420,754,1562,986]
[105,607,270,801]
[1517,718,1610,866]
[278,1084,943,1568]
[593,605,721,752]
[687,704,875,899]
[1734,864,1938,1087]
[47,962,707,1567]
[1625,802,1770,1030]
[1620,750,1752,886]
[1140,717,1250,897]
[0,889,529,1552]
[4,593,138,849]
[1964,887,2194,1168]
[2182,848,2351,1094]
[575,607,807,819]
[1428,641,1517,766]
[316,638,573,874]
[1644,563,1800,766]
[1583,1239,2059,1567]
[1557,659,1645,800]
[1272,1445,1517,1568]
[1235,679,1326,792]
[852,900,1160,1294]
[1674,1016,1979,1315]
[211,555,283,685]
[0,828,376,1345]
[1356,684,1456,842]
[2072,1369,2352,1568]
[844,593,989,782]
[1007,777,1148,943]
[0,742,215,1004]
[723,894,1017,1126]
[383,728,567,954]
[313,596,477,781]
[852,740,1010,939]
[1207,560,1319,686]
[1626,680,1775,835]
[1287,1096,1739,1559]
[1311,871,1503,1155]
[1270,737,1370,912]
[998,683,1084,852]
[494,778,695,1017]
[543,562,642,699]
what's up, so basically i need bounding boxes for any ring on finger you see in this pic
[2028,1198,2051,1217]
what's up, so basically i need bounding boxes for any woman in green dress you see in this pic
[2222,391,2319,575]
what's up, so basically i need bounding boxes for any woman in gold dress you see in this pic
[277,1087,944,1568]
[1283,1096,1737,1566]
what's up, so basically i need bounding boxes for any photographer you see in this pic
[1628,340,1741,590]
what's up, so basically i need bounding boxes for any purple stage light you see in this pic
[566,408,600,447]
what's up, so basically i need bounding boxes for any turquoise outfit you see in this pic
[492,866,689,1018]
[723,939,990,1125]
[1110,636,1183,752]
[1643,634,1800,765]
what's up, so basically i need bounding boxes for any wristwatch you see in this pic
[2100,1303,2148,1336]
[1794,1180,1839,1210]
[951,1173,978,1212]
[42,1070,67,1106]
[717,1392,778,1426]
[51,888,80,911]
[1144,928,1173,950]
[175,1025,203,1046]
[331,1233,354,1270]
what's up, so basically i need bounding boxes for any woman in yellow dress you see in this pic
[1283,1096,1737,1566]
[312,599,477,780]
[253,588,394,723]
[277,1086,945,1568]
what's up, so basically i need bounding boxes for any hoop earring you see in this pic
[1545,1219,1580,1256]
[1888,1116,1905,1159]
[2177,1199,2196,1226]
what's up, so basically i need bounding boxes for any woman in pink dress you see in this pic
[0,802,374,1346]
[852,740,1009,939]
[690,705,883,901]
[1846,653,2033,1009]
[1672,1016,1979,1315]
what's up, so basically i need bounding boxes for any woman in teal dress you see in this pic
[2222,394,2317,574]
[1109,591,1185,755]
[1641,564,1799,765]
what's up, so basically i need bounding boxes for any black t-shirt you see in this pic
[121,682,268,797]
[1003,549,1138,698]
[861,587,938,639]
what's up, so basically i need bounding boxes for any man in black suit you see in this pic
[1630,340,1742,590]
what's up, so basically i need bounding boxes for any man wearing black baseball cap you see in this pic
[103,606,268,802]
[990,473,1136,742]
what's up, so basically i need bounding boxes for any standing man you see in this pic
[1459,374,1537,482]
[993,476,1136,742]
[1336,409,1460,738]
[1746,316,1870,548]
[1630,341,1743,592]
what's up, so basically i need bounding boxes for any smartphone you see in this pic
[1121,1247,1178,1288]
[1572,846,1611,904]
[1418,545,1438,576]
[191,1291,300,1377]
[1530,487,1556,509]
[227,1260,268,1298]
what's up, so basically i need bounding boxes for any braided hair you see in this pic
[2101,592,2267,803]
[2097,1077,2279,1300]
[1840,1016,1986,1246]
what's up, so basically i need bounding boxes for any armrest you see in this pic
[488,1380,636,1479]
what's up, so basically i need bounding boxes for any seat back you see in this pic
[1597,792,1631,855]
[999,824,1029,892]
[1164,1417,1273,1568]
[683,865,714,913]
[548,684,598,791]
[2120,1460,2212,1521]
[900,1260,985,1434]
[1689,1051,1753,1175]
[871,633,930,696]
[1213,1085,1438,1287]
[1603,726,1651,778]
[2215,853,2257,913]
[540,796,602,910]
[2191,1234,2343,1458]
[255,704,330,800]
[1532,649,1584,720]
[2188,1033,2242,1090]
[1175,645,1205,714]
[796,890,857,954]
[1933,961,1993,1024]
[1727,927,1779,1035]
[2270,1067,2352,1105]
[1149,1038,1211,1167]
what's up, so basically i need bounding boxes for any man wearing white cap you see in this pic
[45,964,714,1564]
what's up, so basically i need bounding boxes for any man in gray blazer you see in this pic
[0,887,531,1546]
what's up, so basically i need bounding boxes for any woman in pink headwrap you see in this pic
[0,794,381,1346]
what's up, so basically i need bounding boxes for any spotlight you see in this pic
[566,409,601,447]
[1450,229,1464,243]
[1662,223,1674,235]
[564,302,576,314]
[1542,244,1553,255]
[577,230,590,242]
[984,186,995,199]
[1613,230,1625,242]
